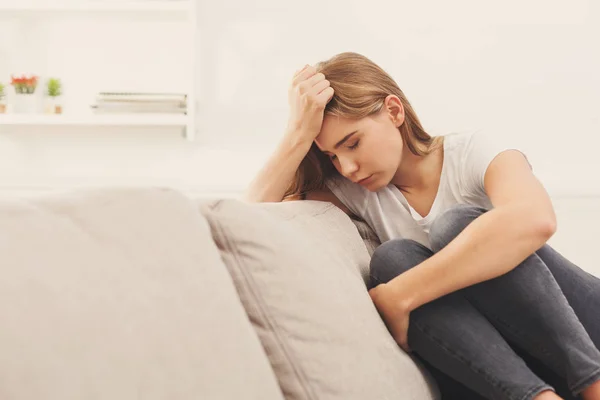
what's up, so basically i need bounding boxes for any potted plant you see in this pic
[45,78,63,114]
[0,82,6,114]
[11,74,40,114]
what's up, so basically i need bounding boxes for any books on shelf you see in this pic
[91,92,187,114]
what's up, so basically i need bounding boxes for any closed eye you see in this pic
[329,140,360,161]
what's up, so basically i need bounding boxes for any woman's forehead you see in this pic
[317,116,362,140]
[316,115,360,146]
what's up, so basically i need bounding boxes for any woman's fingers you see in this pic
[315,86,334,107]
[309,78,330,96]
[292,65,318,86]
[305,72,325,88]
[293,64,309,78]
[289,64,333,109]
[297,72,326,95]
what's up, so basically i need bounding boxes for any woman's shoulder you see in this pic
[325,173,364,192]
[441,129,483,147]
[443,129,509,158]
[324,174,373,215]
[303,186,356,217]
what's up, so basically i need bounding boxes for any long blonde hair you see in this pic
[283,52,441,200]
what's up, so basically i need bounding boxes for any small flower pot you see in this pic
[14,93,39,114]
[45,96,63,114]
[0,100,6,114]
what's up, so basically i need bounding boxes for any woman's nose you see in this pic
[339,156,359,177]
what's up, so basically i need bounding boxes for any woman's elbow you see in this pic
[512,202,557,244]
[532,211,557,242]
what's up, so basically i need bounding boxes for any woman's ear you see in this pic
[384,95,405,127]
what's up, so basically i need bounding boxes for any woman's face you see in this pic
[315,109,404,191]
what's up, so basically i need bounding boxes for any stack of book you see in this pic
[91,92,187,114]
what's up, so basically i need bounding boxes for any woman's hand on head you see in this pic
[285,64,334,145]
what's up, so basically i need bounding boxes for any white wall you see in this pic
[1,0,599,197]
[193,0,600,196]
[549,197,599,275]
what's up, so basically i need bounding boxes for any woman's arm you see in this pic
[388,150,557,312]
[244,133,312,202]
[244,64,334,203]
[244,139,357,216]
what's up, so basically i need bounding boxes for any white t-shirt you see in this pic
[325,130,528,250]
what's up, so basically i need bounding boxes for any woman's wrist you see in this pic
[387,278,418,313]
[283,129,313,152]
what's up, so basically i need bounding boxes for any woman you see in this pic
[245,52,600,400]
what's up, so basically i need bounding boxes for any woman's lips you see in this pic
[358,175,373,185]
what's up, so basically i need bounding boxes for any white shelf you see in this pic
[0,113,189,127]
[0,0,198,141]
[0,0,192,13]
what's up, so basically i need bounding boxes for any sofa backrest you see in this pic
[0,188,284,400]
[200,198,440,400]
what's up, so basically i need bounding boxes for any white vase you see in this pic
[13,93,39,114]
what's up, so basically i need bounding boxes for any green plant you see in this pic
[46,78,62,97]
[0,82,5,99]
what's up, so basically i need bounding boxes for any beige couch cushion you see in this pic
[350,217,382,260]
[0,188,284,400]
[200,199,439,400]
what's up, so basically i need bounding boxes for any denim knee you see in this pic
[369,239,432,288]
[429,205,487,252]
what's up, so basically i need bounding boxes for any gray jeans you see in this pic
[369,205,600,400]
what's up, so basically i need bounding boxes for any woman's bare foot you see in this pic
[534,390,562,400]
[581,379,600,400]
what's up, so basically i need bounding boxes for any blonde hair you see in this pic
[283,52,442,200]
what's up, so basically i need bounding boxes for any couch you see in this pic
[1,187,597,399]
[0,187,440,400]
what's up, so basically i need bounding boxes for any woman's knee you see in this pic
[429,205,487,252]
[369,239,432,287]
